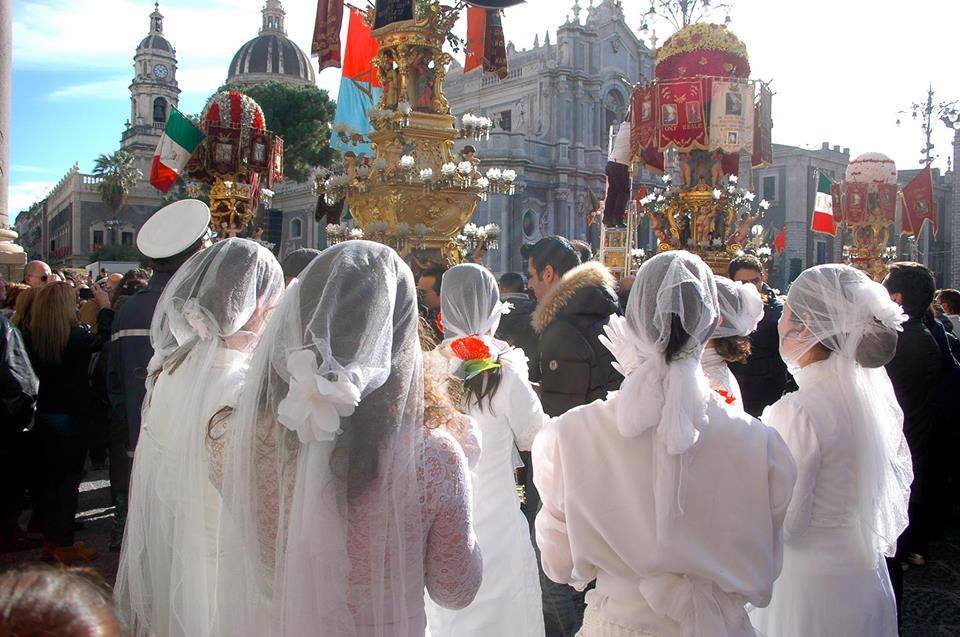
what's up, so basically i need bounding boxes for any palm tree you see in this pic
[93,150,142,245]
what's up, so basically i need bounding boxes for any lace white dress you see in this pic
[750,359,900,637]
[426,348,546,636]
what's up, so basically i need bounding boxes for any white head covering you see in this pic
[780,264,911,563]
[439,263,510,345]
[713,276,764,339]
[600,250,718,538]
[117,237,283,636]
[216,241,426,636]
[137,199,211,258]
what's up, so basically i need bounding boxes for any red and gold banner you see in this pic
[465,8,508,79]
[631,84,657,155]
[311,0,344,71]
[657,79,708,152]
[831,182,844,222]
[844,182,868,223]
[877,183,897,222]
[901,166,937,236]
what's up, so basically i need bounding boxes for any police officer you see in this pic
[105,200,211,551]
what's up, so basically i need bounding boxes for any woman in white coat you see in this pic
[535,250,797,637]
[426,263,546,637]
[116,238,284,637]
[700,276,764,408]
[750,264,913,637]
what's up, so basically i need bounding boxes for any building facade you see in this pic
[445,0,656,273]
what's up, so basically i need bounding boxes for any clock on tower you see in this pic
[153,63,169,80]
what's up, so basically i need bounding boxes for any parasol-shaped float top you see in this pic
[201,90,266,133]
[845,152,898,185]
[655,23,750,80]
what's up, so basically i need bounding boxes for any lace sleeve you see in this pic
[423,431,483,610]
[206,409,231,492]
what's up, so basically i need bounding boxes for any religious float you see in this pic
[828,152,938,281]
[313,0,521,263]
[184,90,284,237]
[605,21,774,276]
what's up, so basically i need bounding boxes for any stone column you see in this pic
[951,130,960,286]
[0,0,26,280]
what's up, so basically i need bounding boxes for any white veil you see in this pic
[438,263,510,345]
[779,264,912,563]
[599,250,718,539]
[713,276,764,339]
[216,240,426,637]
[116,237,284,637]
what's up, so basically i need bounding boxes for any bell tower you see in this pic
[121,3,180,174]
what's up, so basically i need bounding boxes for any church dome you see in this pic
[138,34,172,53]
[226,1,315,87]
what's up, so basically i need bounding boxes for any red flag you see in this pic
[657,79,708,152]
[831,182,844,223]
[877,183,897,223]
[844,182,868,223]
[311,0,344,71]
[773,227,786,254]
[342,9,380,86]
[902,166,938,236]
[465,8,507,79]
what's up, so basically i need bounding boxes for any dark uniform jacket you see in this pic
[532,261,622,418]
[107,271,172,450]
[496,292,539,380]
[0,314,39,433]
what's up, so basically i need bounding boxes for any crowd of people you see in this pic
[1,198,960,637]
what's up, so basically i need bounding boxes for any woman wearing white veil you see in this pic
[116,237,284,637]
[426,263,546,637]
[215,240,482,637]
[749,264,912,637]
[701,276,764,408]
[534,250,796,637]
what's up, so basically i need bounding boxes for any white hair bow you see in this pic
[277,349,362,444]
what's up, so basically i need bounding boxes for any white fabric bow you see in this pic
[181,298,213,341]
[277,349,362,444]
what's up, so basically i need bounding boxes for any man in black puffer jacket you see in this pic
[525,236,622,637]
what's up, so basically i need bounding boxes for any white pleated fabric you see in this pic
[215,241,430,637]
[713,276,764,339]
[116,238,284,637]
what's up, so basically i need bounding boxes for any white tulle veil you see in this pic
[599,250,718,539]
[215,240,426,637]
[713,276,764,339]
[780,263,912,563]
[116,237,284,637]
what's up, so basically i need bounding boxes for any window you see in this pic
[762,175,777,202]
[153,97,167,123]
[93,230,104,246]
[290,218,303,239]
[121,232,134,246]
[499,110,512,132]
[522,210,536,239]
[815,240,827,265]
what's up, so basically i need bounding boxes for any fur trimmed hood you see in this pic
[532,261,618,333]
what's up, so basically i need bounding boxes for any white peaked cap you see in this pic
[137,199,211,259]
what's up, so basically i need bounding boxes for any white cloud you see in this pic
[8,180,56,219]
[47,76,130,101]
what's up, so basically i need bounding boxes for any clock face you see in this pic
[153,64,169,80]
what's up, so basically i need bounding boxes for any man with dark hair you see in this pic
[937,288,960,334]
[495,272,539,380]
[727,254,791,417]
[527,235,621,636]
[569,239,593,264]
[105,200,210,551]
[883,262,944,573]
[281,248,321,286]
[417,266,446,343]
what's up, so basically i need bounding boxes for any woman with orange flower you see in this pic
[426,264,547,637]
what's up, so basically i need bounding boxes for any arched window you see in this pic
[153,97,167,123]
[604,89,625,137]
[290,218,303,239]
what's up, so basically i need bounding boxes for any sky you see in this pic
[9,0,959,221]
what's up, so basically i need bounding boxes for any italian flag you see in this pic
[150,108,203,193]
[811,171,837,235]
